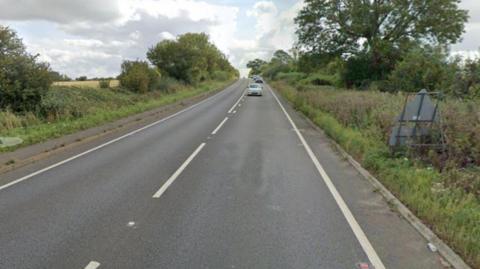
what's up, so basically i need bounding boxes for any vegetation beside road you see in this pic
[0,79,232,152]
[244,0,479,266]
[271,79,480,268]
[0,27,238,152]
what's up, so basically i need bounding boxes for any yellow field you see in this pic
[53,80,120,88]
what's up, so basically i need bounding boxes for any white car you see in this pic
[247,83,263,96]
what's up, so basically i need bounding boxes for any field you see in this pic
[53,80,120,88]
[273,80,480,268]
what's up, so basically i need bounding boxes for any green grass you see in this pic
[273,80,480,268]
[0,80,233,152]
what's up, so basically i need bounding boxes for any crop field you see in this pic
[53,80,120,88]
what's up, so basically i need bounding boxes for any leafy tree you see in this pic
[0,25,52,112]
[76,76,88,81]
[247,59,267,76]
[147,33,237,84]
[295,0,468,82]
[386,46,457,92]
[271,50,293,65]
[119,60,160,93]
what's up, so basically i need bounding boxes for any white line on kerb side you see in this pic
[228,90,245,113]
[269,87,386,269]
[0,81,239,194]
[152,143,206,198]
[211,117,229,135]
[84,261,100,269]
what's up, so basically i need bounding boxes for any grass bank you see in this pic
[272,80,480,268]
[0,79,233,152]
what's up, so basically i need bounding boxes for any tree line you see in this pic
[248,0,478,97]
[0,25,238,112]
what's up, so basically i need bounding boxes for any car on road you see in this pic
[247,83,263,96]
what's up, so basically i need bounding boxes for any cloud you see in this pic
[450,0,480,53]
[0,0,305,78]
[230,1,304,76]
[0,0,121,23]
[1,0,238,78]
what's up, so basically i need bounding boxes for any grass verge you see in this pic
[0,80,233,152]
[273,80,480,268]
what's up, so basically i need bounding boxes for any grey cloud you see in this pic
[60,11,214,59]
[30,11,215,77]
[0,0,120,23]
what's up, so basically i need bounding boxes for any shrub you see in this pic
[155,76,183,94]
[341,54,374,88]
[211,71,231,81]
[300,73,340,87]
[261,60,296,80]
[0,26,53,112]
[386,47,457,93]
[99,80,110,89]
[276,72,307,84]
[119,60,160,93]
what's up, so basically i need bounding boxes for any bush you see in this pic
[99,80,110,89]
[211,71,231,81]
[341,54,374,88]
[119,60,160,93]
[300,73,340,87]
[276,72,307,84]
[155,76,183,94]
[386,47,457,93]
[0,26,53,112]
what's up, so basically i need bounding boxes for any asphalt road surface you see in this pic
[0,80,446,268]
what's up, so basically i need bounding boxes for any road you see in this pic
[0,79,445,268]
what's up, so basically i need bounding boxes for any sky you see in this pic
[0,0,478,78]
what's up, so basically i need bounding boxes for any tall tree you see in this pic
[147,33,237,84]
[246,59,267,76]
[271,50,294,65]
[295,0,468,67]
[0,25,52,112]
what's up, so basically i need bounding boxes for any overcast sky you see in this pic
[0,0,478,78]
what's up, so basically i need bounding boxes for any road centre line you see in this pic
[84,261,100,269]
[211,117,229,135]
[152,143,206,198]
[269,87,386,269]
[228,90,245,113]
[0,81,240,194]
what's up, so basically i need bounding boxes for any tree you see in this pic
[49,71,71,81]
[271,50,294,65]
[247,59,267,76]
[147,33,237,84]
[0,25,52,112]
[118,60,160,93]
[295,0,468,77]
[386,46,458,93]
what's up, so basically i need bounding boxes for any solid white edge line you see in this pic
[228,90,245,113]
[211,117,229,135]
[0,81,240,193]
[84,261,101,269]
[152,143,206,198]
[269,87,386,269]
